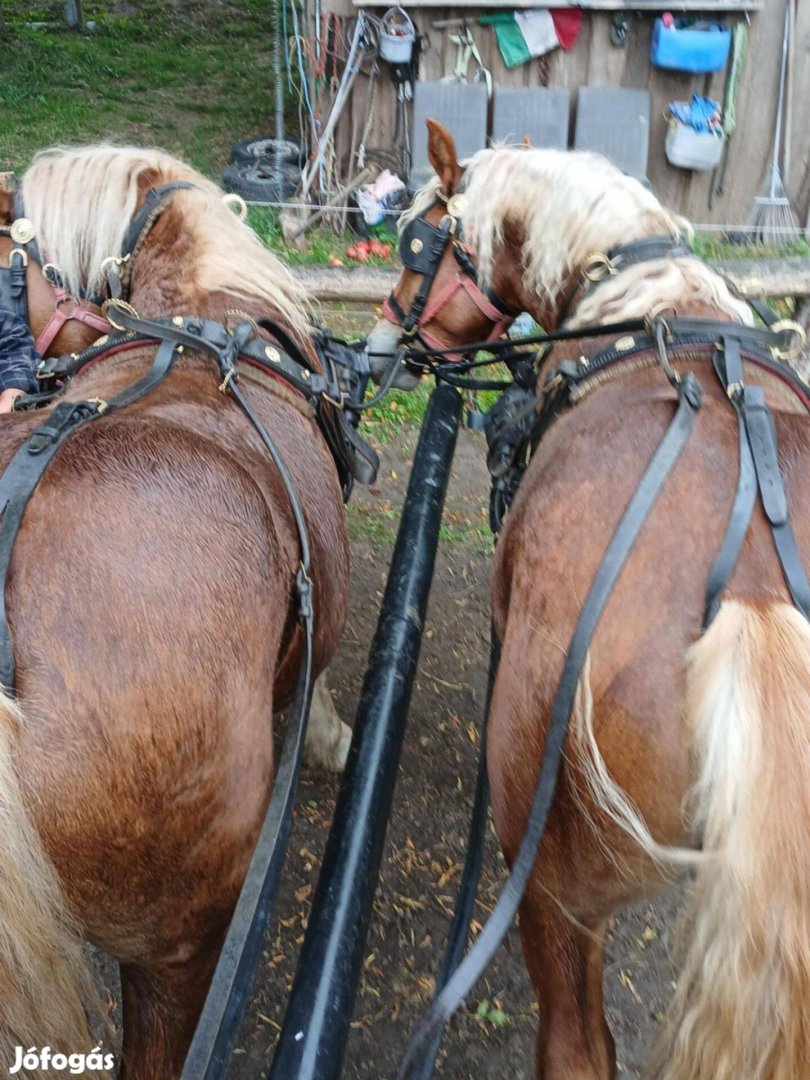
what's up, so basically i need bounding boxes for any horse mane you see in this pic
[21,144,312,338]
[405,146,751,326]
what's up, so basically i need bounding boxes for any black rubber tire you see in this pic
[222,161,300,203]
[230,136,307,169]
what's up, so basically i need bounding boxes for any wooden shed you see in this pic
[320,0,809,228]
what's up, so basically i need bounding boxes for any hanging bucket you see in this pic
[380,7,415,64]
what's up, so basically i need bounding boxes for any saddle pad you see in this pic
[492,88,570,149]
[411,82,488,189]
[574,87,651,179]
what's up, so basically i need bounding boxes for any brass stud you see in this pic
[172,316,184,327]
[265,346,281,364]
[410,238,424,254]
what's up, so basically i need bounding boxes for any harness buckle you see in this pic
[769,320,807,362]
[9,248,28,268]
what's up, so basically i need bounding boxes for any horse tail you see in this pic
[0,691,107,1072]
[654,600,810,1080]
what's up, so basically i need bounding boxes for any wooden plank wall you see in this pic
[324,1,810,229]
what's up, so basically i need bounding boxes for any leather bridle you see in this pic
[382,193,519,356]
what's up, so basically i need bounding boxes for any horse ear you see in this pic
[426,119,461,196]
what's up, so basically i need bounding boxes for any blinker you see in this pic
[398,218,450,274]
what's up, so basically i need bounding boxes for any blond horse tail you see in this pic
[652,600,810,1080]
[0,692,107,1074]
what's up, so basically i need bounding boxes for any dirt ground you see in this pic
[221,425,683,1080]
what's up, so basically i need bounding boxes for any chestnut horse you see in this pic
[369,123,810,1080]
[0,145,351,1078]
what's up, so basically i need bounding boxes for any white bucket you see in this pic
[380,7,415,64]
[665,116,724,171]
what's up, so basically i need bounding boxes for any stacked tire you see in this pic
[222,136,307,203]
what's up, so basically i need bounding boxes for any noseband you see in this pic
[383,194,519,355]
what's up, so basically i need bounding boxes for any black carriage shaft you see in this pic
[268,383,463,1080]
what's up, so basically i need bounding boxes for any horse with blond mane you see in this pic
[369,121,810,1080]
[0,144,353,1078]
[0,177,109,365]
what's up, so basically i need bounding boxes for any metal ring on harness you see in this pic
[223,309,260,337]
[41,262,62,287]
[101,298,140,332]
[222,193,248,222]
[769,320,807,363]
[648,314,682,389]
[581,252,616,282]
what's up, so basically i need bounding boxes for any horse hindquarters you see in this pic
[653,600,810,1080]
[0,692,108,1076]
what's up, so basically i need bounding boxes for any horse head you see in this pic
[368,121,752,382]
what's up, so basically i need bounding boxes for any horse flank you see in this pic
[21,144,312,340]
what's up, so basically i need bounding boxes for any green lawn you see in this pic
[1,1,293,176]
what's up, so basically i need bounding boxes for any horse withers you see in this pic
[368,121,810,1080]
[0,145,353,1078]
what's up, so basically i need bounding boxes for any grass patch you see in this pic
[347,502,492,550]
[1,1,297,176]
[691,232,810,262]
[360,381,433,443]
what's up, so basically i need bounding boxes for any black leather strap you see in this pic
[703,338,758,628]
[742,384,810,617]
[120,182,197,262]
[397,373,703,1078]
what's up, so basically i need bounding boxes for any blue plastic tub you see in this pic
[651,19,731,74]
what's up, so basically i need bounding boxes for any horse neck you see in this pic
[531,258,753,382]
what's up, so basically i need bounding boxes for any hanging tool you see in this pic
[441,26,492,99]
[749,0,800,245]
[709,20,747,210]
